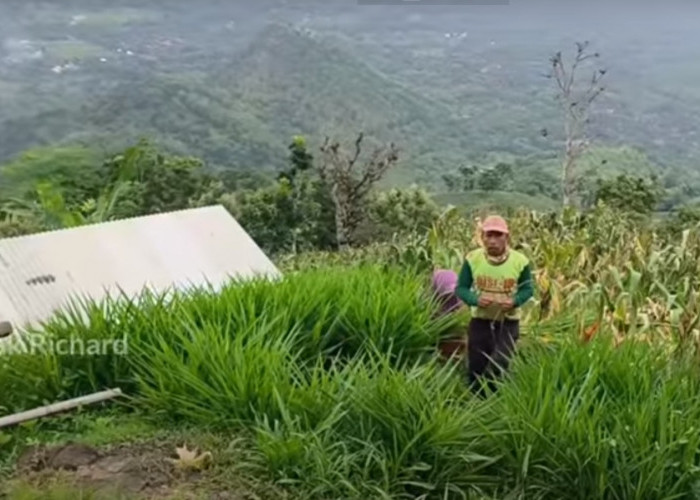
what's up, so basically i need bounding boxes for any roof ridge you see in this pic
[0,204,229,243]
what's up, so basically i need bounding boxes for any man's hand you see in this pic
[496,298,515,311]
[477,296,493,308]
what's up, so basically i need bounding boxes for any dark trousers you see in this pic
[466,317,519,396]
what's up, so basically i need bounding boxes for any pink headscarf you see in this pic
[431,269,461,315]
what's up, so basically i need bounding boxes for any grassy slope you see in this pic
[2,256,700,499]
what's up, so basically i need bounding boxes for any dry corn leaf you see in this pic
[169,444,213,472]
[581,322,599,344]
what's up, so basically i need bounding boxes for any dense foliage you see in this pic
[0,138,446,256]
[0,137,681,261]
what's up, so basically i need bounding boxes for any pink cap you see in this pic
[481,215,509,234]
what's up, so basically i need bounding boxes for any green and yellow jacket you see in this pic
[455,247,534,321]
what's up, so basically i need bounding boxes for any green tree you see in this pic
[675,204,700,225]
[226,176,325,255]
[477,167,503,191]
[458,165,480,191]
[0,145,103,206]
[221,135,335,255]
[101,139,218,218]
[441,173,459,192]
[594,174,664,215]
[216,169,271,191]
[279,135,314,184]
[359,186,441,243]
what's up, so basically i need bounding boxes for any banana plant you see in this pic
[0,180,130,232]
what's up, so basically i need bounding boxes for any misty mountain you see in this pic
[0,18,475,183]
[2,0,700,195]
[224,24,473,177]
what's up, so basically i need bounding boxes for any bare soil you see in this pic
[3,441,268,499]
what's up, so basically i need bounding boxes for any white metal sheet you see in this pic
[0,205,280,337]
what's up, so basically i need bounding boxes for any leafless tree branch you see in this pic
[318,133,400,250]
[548,41,607,208]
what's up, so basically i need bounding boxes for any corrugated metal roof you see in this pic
[0,204,280,335]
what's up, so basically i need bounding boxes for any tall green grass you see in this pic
[0,265,455,414]
[487,338,700,499]
[2,265,700,499]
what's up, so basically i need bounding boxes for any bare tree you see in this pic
[318,132,399,250]
[547,41,607,208]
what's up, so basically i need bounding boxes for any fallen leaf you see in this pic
[169,444,212,472]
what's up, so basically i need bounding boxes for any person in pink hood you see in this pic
[431,269,462,316]
[431,268,467,360]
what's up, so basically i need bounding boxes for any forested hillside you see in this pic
[2,0,700,207]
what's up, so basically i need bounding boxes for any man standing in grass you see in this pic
[455,215,534,396]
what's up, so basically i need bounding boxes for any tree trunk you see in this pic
[335,211,350,250]
[331,184,350,251]
[562,141,576,208]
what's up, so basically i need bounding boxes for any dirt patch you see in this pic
[17,442,101,471]
[9,441,190,498]
[4,435,290,500]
